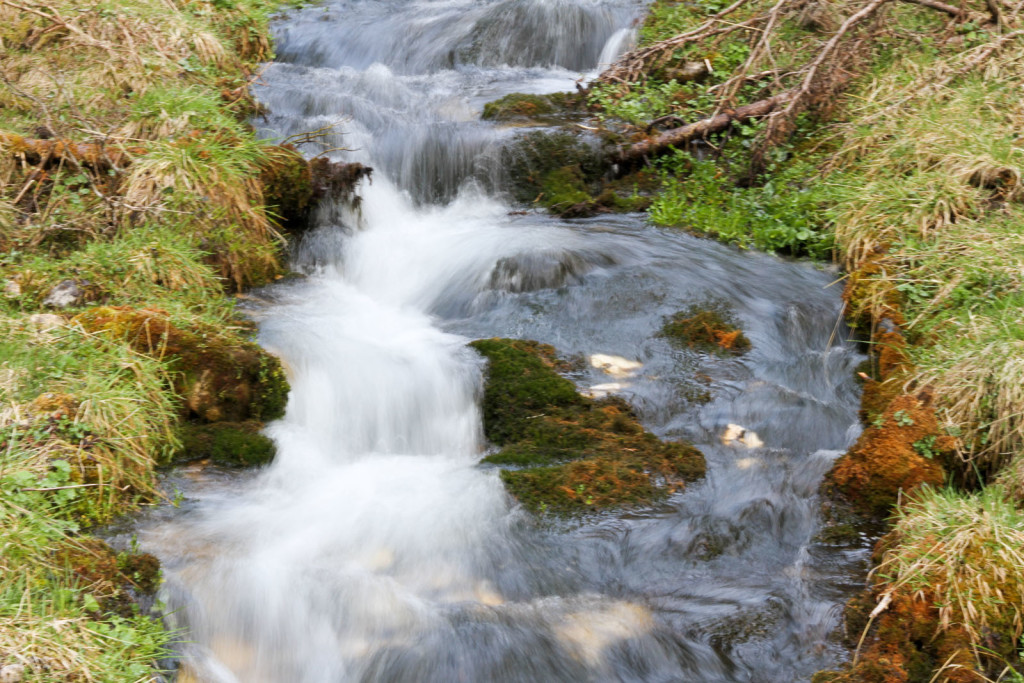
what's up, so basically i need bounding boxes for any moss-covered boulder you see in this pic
[470,338,705,514]
[661,303,752,355]
[498,129,655,217]
[258,144,373,232]
[481,91,582,124]
[72,306,288,424]
[178,420,276,467]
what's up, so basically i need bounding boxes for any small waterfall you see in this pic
[137,1,869,681]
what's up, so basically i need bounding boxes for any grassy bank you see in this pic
[590,0,1024,678]
[0,0,295,678]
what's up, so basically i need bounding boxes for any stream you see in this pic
[134,1,871,680]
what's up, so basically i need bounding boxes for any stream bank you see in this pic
[0,0,314,678]
[581,0,1024,679]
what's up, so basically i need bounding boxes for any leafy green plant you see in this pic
[648,154,831,256]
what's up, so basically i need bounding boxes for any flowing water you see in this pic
[134,1,871,680]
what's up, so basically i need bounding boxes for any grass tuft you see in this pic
[874,486,1024,664]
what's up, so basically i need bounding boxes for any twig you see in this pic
[777,0,891,122]
[20,483,100,492]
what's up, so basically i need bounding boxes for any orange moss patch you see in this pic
[875,328,911,381]
[826,394,946,518]
[72,306,287,424]
[28,392,79,420]
[661,305,752,355]
[816,588,979,683]
[0,131,145,171]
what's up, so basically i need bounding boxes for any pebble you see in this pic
[0,663,25,683]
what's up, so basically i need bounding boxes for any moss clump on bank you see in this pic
[470,338,705,514]
[72,306,288,424]
[179,420,276,467]
[817,487,1024,682]
[661,303,751,355]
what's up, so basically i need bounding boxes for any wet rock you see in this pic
[470,338,705,514]
[72,306,289,425]
[178,420,276,467]
[259,144,373,232]
[589,353,642,379]
[721,423,764,449]
[481,91,584,124]
[498,128,655,217]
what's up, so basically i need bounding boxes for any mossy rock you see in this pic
[177,420,275,467]
[501,130,608,204]
[481,91,582,123]
[53,537,161,617]
[258,144,314,232]
[470,338,705,515]
[498,129,654,217]
[258,145,372,232]
[72,306,289,424]
[661,302,752,355]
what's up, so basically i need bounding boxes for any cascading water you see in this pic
[135,1,871,681]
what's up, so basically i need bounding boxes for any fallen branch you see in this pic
[616,91,793,163]
[599,0,754,85]
[0,131,142,170]
[778,0,890,122]
[899,0,988,20]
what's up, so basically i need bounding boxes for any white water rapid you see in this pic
[135,1,871,681]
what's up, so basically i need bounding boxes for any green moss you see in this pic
[258,144,314,232]
[469,338,583,445]
[253,353,289,422]
[481,91,580,122]
[178,420,275,467]
[540,165,594,214]
[501,130,608,205]
[471,338,705,515]
[72,306,290,424]
[661,302,752,355]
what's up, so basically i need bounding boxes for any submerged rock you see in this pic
[660,302,752,355]
[470,338,705,514]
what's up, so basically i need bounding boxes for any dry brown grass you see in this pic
[873,486,1024,662]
